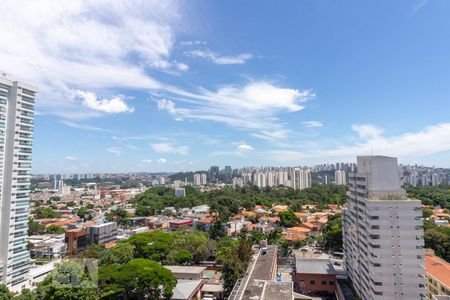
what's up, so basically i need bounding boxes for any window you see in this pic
[329,281,335,286]
[322,281,327,285]
[310,280,315,285]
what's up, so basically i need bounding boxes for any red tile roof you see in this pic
[425,255,450,288]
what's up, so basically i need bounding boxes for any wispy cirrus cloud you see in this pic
[303,121,323,128]
[184,49,253,64]
[60,120,112,132]
[105,147,122,156]
[267,123,450,163]
[151,143,189,155]
[157,81,315,140]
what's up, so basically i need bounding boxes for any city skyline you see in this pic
[2,0,450,173]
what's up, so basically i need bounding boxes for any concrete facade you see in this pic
[343,156,427,300]
[0,72,37,292]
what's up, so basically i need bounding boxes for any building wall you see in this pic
[0,73,37,292]
[293,273,336,294]
[343,156,427,300]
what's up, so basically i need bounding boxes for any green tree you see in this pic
[127,231,174,262]
[99,259,176,299]
[46,225,65,234]
[0,284,13,300]
[28,218,46,235]
[35,261,97,300]
[279,210,300,227]
[422,208,433,218]
[107,243,135,265]
[14,288,35,300]
[32,208,61,219]
[77,207,91,219]
[218,236,253,294]
[167,249,193,265]
[321,214,343,251]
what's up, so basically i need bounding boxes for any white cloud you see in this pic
[303,121,323,128]
[76,90,134,113]
[141,159,152,164]
[157,158,167,164]
[65,156,79,161]
[157,99,177,114]
[211,142,255,156]
[105,147,122,156]
[0,0,183,118]
[157,81,314,139]
[352,124,384,139]
[128,144,139,150]
[237,143,255,153]
[185,50,253,64]
[267,123,450,163]
[151,143,189,155]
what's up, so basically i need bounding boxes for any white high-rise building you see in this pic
[200,173,207,185]
[421,174,428,186]
[0,72,37,292]
[431,173,440,186]
[335,170,347,185]
[290,168,311,190]
[266,172,275,187]
[409,174,417,187]
[193,173,201,186]
[343,156,426,300]
[254,172,266,188]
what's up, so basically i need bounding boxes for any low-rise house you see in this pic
[168,219,193,231]
[293,258,337,295]
[164,266,206,280]
[196,217,215,232]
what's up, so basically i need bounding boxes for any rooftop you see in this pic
[425,255,450,288]
[295,258,336,275]
[165,265,206,274]
[171,279,203,300]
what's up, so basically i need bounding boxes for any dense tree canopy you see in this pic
[99,259,176,300]
[279,210,300,227]
[406,185,450,209]
[35,261,97,300]
[320,214,343,252]
[131,184,348,221]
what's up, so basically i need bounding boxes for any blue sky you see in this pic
[2,0,450,173]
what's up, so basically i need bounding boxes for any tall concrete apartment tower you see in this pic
[343,156,427,300]
[0,72,37,292]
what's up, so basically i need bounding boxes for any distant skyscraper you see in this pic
[343,156,426,300]
[431,173,440,186]
[409,174,417,187]
[200,173,207,185]
[224,166,232,183]
[421,174,429,186]
[254,172,266,188]
[193,174,201,186]
[0,72,37,292]
[209,166,219,182]
[290,168,311,190]
[335,170,346,185]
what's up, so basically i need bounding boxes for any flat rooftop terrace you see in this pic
[235,246,278,300]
